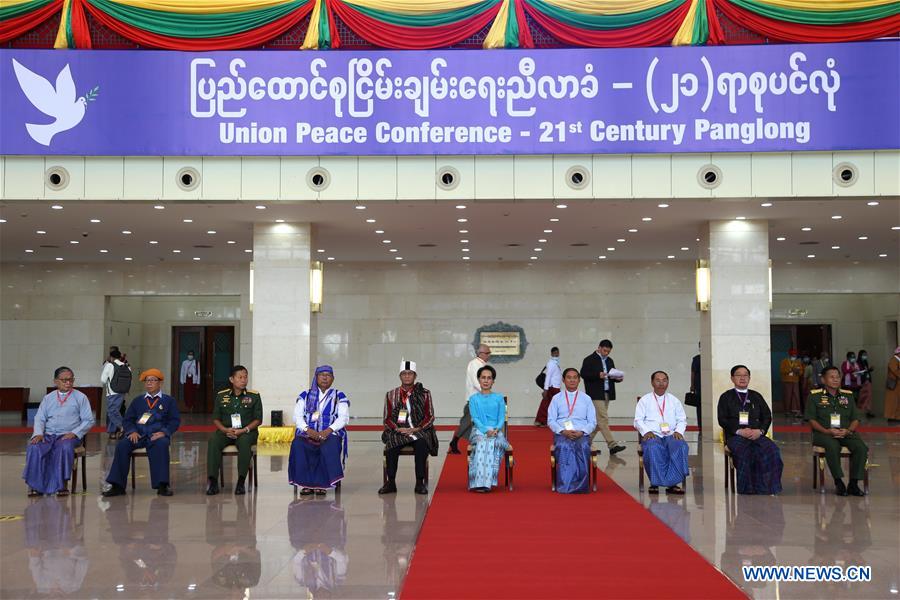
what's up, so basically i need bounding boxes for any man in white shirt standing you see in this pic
[179,351,200,413]
[534,347,562,427]
[448,344,491,454]
[100,349,131,440]
[634,371,689,494]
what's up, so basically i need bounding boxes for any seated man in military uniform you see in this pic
[206,365,262,496]
[805,365,868,496]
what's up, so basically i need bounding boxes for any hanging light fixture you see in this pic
[310,261,324,313]
[695,259,710,311]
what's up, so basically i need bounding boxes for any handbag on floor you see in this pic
[684,392,699,407]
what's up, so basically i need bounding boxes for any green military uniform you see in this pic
[207,388,263,479]
[804,388,868,480]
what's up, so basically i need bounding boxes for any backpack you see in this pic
[535,367,546,390]
[110,363,132,394]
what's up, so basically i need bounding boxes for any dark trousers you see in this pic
[385,439,429,482]
[206,430,257,479]
[107,435,171,489]
[812,431,868,480]
[454,403,473,440]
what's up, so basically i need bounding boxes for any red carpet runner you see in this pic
[401,428,744,599]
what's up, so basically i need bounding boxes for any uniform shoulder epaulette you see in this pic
[247,389,259,394]
[839,389,854,394]
[217,388,231,394]
[810,388,823,394]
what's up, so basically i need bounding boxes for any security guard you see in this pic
[206,365,262,496]
[804,365,868,496]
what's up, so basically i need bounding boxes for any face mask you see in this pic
[849,358,856,363]
[859,354,867,360]
[552,357,559,362]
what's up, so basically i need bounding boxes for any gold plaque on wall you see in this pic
[479,332,520,356]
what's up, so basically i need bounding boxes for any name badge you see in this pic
[231,414,242,429]
[563,420,575,431]
[830,413,841,428]
[398,410,408,424]
[660,422,671,435]
[738,411,750,426]
[138,412,152,425]
[311,411,320,422]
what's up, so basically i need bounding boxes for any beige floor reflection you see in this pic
[288,496,348,597]
[205,496,261,591]
[25,497,89,596]
[648,495,691,543]
[381,494,428,583]
[720,495,786,594]
[104,497,176,592]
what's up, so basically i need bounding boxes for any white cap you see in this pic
[400,359,417,374]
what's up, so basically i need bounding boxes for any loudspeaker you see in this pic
[271,410,283,427]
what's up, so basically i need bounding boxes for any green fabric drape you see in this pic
[344,0,498,26]
[0,0,54,20]
[525,0,684,29]
[730,0,900,24]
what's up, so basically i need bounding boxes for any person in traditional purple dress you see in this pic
[289,365,350,496]
[23,367,95,497]
[548,368,596,493]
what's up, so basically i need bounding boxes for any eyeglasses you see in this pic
[57,378,75,382]
[144,378,161,383]
[478,351,491,356]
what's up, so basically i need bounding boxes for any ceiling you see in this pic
[1,198,898,265]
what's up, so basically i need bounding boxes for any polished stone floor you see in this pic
[1,419,897,599]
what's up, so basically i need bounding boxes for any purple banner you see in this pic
[0,42,897,156]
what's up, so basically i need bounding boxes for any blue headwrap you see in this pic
[304,365,334,414]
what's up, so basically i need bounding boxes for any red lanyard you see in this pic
[146,396,160,410]
[653,393,667,419]
[56,390,72,407]
[564,391,578,417]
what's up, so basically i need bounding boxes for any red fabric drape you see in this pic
[329,0,503,49]
[713,0,900,43]
[522,0,692,47]
[0,0,62,43]
[70,0,92,48]
[80,0,314,50]
[514,0,534,49]
[706,0,725,44]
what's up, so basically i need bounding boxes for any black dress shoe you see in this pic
[102,484,126,497]
[314,489,326,496]
[234,479,246,496]
[299,487,314,496]
[206,479,220,496]
[834,479,848,496]
[378,482,397,495]
[414,481,428,495]
[448,438,461,455]
[157,483,174,496]
[609,444,626,455]
[647,485,659,494]
[847,481,865,497]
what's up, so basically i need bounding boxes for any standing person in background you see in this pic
[690,343,702,434]
[100,349,131,440]
[801,355,815,416]
[779,349,803,418]
[448,345,491,454]
[580,340,626,455]
[179,351,200,414]
[855,349,874,418]
[534,347,561,427]
[814,352,831,387]
[840,352,863,397]
[885,347,900,424]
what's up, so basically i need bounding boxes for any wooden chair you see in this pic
[636,396,687,492]
[70,441,87,493]
[550,442,599,492]
[219,444,258,490]
[466,396,514,491]
[382,445,429,485]
[129,435,177,490]
[812,446,869,494]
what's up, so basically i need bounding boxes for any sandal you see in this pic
[299,488,313,496]
[314,489,327,496]
[27,488,42,497]
[647,485,659,494]
[56,489,70,497]
[666,485,685,495]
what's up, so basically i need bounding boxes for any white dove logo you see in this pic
[12,59,98,147]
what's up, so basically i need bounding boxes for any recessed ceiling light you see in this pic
[317,249,325,253]
[544,229,553,233]
[550,218,559,222]
[831,215,842,220]
[893,226,900,231]
[207,230,216,234]
[807,254,815,258]
[390,248,398,253]
[801,227,812,232]
[776,237,786,241]
[462,248,470,252]
[459,229,469,234]
[122,230,132,235]
[69,240,79,244]
[695,238,700,242]
[667,255,675,259]
[255,205,266,210]
[124,257,133,261]
[760,202,773,207]
[879,253,888,257]
[831,245,840,249]
[366,219,376,223]
[172,249,181,253]
[36,230,46,234]
[51,205,63,210]
[533,248,542,252]
[628,228,638,233]
[395,256,403,260]
[459,239,469,244]
[193,257,200,261]
[556,204,568,209]
[538,239,547,243]
[153,205,165,210]
[99,249,109,253]
[457,218,468,223]
[598,255,607,260]
[55,257,63,261]
[735,216,746,221]
[616,238,625,243]
[227,240,236,245]
[642,217,652,222]
[658,203,669,208]
[456,205,466,209]
[681,247,689,251]
[355,205,366,210]
[25,249,34,253]
[90,218,101,223]
[867,201,879,206]
[463,256,471,261]
[607,247,615,251]
[327,257,335,261]
[183,219,193,223]
[375,229,385,234]
[149,240,158,245]
[0,219,6,224]
[858,235,868,240]
[275,219,285,223]
[244,249,252,253]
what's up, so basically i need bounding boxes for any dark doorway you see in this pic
[171,326,235,413]
[770,323,832,411]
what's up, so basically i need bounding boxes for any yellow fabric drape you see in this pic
[753,0,897,10]
[53,0,71,49]
[542,0,675,15]
[104,0,297,13]
[343,0,488,14]
[483,0,509,48]
[0,0,42,8]
[671,0,697,46]
[301,0,322,49]
[257,426,296,444]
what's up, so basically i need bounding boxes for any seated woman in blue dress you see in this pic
[548,368,596,493]
[467,365,511,493]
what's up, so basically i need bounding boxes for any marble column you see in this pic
[251,223,314,424]
[699,219,772,441]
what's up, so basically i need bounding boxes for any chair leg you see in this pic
[638,458,644,492]
[730,460,735,492]
[724,456,729,491]
[70,459,78,494]
[81,455,87,492]
[219,460,225,489]
[131,456,136,490]
[812,454,817,490]
[253,454,258,489]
